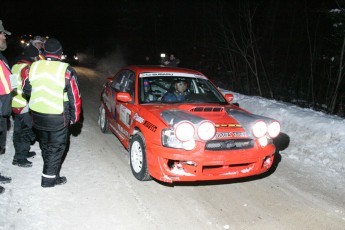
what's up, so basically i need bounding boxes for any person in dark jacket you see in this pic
[164,54,180,67]
[23,38,81,188]
[0,20,13,193]
[162,79,190,102]
[11,45,39,168]
[30,35,46,60]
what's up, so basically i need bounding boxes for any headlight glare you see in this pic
[268,121,280,138]
[252,120,267,138]
[258,136,268,147]
[197,121,215,141]
[175,121,195,142]
[182,139,196,150]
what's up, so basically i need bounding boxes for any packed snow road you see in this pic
[0,67,344,230]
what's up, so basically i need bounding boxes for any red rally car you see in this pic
[99,65,281,183]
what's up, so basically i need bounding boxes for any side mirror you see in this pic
[224,93,234,102]
[116,92,132,103]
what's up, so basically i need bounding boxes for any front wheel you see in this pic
[99,104,109,133]
[129,132,151,181]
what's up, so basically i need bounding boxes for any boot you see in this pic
[41,176,55,188]
[55,176,67,186]
[26,151,36,158]
[41,176,67,187]
[12,159,32,168]
[0,146,5,155]
[0,185,4,194]
[0,174,11,184]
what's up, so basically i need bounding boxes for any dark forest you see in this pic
[2,0,345,115]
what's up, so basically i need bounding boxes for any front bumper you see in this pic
[147,141,276,183]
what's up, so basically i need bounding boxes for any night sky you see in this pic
[0,0,341,68]
[1,0,214,65]
[2,0,345,114]
[2,0,337,63]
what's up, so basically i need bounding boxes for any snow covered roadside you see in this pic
[0,68,344,230]
[226,90,345,176]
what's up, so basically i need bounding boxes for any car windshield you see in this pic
[139,75,228,104]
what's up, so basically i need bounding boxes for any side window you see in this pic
[193,79,206,94]
[110,70,136,103]
[122,72,135,100]
[110,71,128,92]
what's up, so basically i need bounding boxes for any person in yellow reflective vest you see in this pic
[23,38,81,188]
[0,20,13,194]
[11,45,39,168]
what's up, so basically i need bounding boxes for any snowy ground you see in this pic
[0,67,344,230]
[226,90,345,177]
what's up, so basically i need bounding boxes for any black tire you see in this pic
[99,104,109,133]
[129,132,151,181]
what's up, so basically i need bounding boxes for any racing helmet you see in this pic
[143,78,151,92]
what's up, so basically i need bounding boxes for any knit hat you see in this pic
[23,45,39,58]
[0,20,11,35]
[44,38,62,55]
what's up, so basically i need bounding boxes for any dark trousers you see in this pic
[0,116,8,148]
[13,113,36,160]
[37,126,68,185]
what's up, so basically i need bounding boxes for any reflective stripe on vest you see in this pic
[29,60,69,114]
[11,63,28,108]
[0,59,12,95]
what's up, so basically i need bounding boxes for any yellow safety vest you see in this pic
[11,63,29,108]
[28,60,69,114]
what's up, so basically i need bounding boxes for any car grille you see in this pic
[205,139,254,151]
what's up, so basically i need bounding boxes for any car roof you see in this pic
[125,65,205,76]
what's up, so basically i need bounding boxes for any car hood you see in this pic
[142,104,277,138]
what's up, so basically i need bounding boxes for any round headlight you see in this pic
[258,136,268,147]
[268,121,280,138]
[252,120,267,138]
[175,121,195,142]
[197,121,216,141]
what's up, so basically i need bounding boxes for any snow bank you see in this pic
[226,90,345,175]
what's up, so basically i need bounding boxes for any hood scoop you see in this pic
[190,106,224,112]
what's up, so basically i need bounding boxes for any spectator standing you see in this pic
[164,54,180,67]
[31,35,46,60]
[11,45,39,168]
[23,38,81,188]
[0,20,13,193]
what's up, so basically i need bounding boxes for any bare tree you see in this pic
[215,1,274,97]
[330,35,345,113]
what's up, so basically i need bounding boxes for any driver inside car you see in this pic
[162,79,189,102]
